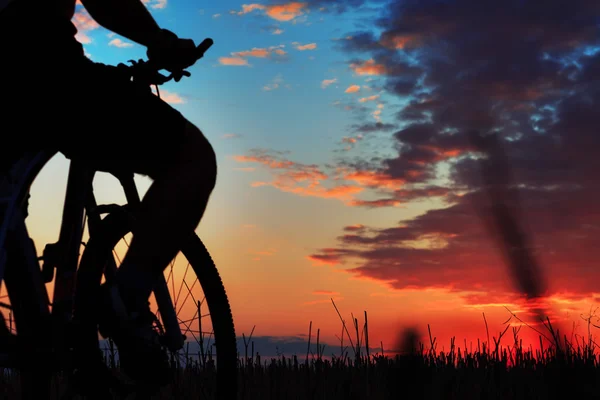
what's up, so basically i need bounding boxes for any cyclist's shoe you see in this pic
[97,282,172,389]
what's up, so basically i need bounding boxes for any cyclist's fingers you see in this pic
[155,72,172,85]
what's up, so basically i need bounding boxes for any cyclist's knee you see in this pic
[181,122,217,188]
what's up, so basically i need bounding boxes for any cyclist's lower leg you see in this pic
[114,123,217,311]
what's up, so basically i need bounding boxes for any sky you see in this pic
[19,0,600,357]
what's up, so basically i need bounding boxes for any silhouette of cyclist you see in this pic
[0,0,217,387]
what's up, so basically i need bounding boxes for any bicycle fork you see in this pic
[95,171,185,352]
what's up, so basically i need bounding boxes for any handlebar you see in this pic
[121,38,214,87]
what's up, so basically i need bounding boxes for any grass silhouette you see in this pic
[1,300,600,399]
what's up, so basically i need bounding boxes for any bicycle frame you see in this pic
[0,150,184,364]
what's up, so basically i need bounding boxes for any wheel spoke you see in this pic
[174,263,191,309]
[175,278,198,316]
[109,234,218,370]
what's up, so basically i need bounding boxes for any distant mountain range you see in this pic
[97,335,386,365]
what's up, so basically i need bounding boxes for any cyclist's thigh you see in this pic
[58,61,192,176]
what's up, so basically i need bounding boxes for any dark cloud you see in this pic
[351,122,398,133]
[303,0,389,13]
[261,0,391,15]
[310,186,600,297]
[310,0,600,307]
[333,31,382,53]
[331,99,371,117]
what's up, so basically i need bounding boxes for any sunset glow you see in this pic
[19,0,600,358]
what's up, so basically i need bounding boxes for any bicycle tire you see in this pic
[74,207,238,400]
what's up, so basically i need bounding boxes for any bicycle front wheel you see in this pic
[75,208,238,399]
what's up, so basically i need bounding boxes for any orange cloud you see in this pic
[232,2,307,22]
[250,180,364,200]
[219,56,250,66]
[321,78,337,89]
[306,249,345,266]
[372,104,384,121]
[233,48,270,58]
[76,32,92,45]
[293,42,317,51]
[252,249,277,256]
[234,150,417,207]
[151,88,185,104]
[350,59,388,76]
[238,3,266,14]
[306,256,338,266]
[419,145,466,162]
[348,198,402,207]
[159,91,184,104]
[72,9,99,44]
[339,135,363,151]
[358,94,380,103]
[72,9,98,30]
[342,170,404,190]
[345,85,360,93]
[234,154,295,169]
[220,45,286,66]
[266,2,307,21]
[381,34,421,50]
[108,38,133,48]
[344,224,366,232]
[234,151,365,202]
[372,109,382,121]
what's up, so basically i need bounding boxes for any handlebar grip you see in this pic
[132,37,213,85]
[196,38,214,60]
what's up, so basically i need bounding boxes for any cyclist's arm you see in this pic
[80,0,166,48]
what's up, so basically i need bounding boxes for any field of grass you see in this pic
[2,331,600,399]
[2,303,600,399]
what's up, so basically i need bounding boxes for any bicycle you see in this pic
[0,38,238,399]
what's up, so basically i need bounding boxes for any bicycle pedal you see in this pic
[159,333,186,351]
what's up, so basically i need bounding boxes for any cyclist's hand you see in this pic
[147,29,197,79]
